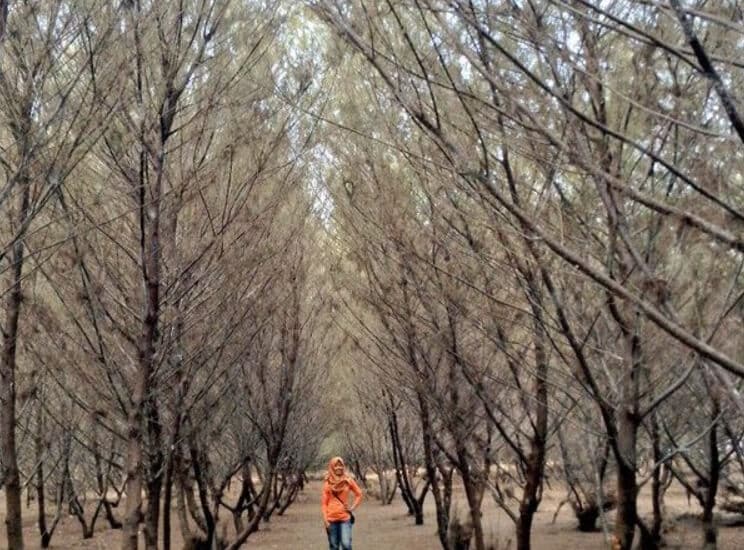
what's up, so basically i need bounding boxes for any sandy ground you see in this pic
[1,481,743,549]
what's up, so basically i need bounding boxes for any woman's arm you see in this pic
[321,485,330,526]
[348,479,363,512]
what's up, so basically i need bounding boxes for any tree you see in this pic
[312,1,744,548]
[1,2,117,546]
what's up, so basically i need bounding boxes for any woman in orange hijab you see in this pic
[321,456,363,550]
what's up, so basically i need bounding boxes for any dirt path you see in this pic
[218,482,744,549]
[2,481,743,548]
[243,481,600,549]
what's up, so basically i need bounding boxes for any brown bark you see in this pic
[161,264,187,550]
[516,311,549,550]
[277,478,301,516]
[702,389,720,550]
[614,417,638,550]
[32,396,66,548]
[176,451,202,546]
[612,317,643,550]
[234,462,258,531]
[190,439,216,544]
[122,374,147,549]
[121,160,162,549]
[223,468,276,550]
[35,397,52,548]
[388,403,427,523]
[162,416,182,550]
[443,319,484,544]
[94,434,122,531]
[144,396,164,550]
[418,393,451,549]
[1,170,30,550]
[647,411,669,548]
[144,474,163,550]
[460,465,485,550]
[121,2,175,546]
[442,302,485,550]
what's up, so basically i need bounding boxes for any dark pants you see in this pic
[327,520,352,550]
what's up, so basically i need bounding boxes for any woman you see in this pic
[321,456,363,550]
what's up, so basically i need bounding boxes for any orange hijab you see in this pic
[325,456,351,493]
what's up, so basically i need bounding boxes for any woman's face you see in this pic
[333,460,345,476]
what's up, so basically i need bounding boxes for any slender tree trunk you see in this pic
[418,393,450,549]
[516,386,547,550]
[263,475,285,522]
[144,396,164,550]
[235,461,257,530]
[514,281,550,550]
[122,376,147,550]
[1,172,30,550]
[145,472,163,550]
[122,121,166,549]
[608,305,643,550]
[414,477,430,526]
[176,451,201,546]
[389,409,422,519]
[122,221,161,549]
[277,480,300,515]
[459,457,485,550]
[190,440,216,545]
[224,467,276,550]
[36,397,50,548]
[648,411,664,548]
[446,308,485,550]
[162,429,178,550]
[162,278,187,550]
[185,468,207,534]
[614,422,637,550]
[702,392,720,550]
[95,434,122,530]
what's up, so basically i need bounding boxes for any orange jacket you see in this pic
[321,479,363,523]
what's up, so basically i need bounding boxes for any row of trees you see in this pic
[3,2,744,550]
[311,1,744,550]
[1,2,334,549]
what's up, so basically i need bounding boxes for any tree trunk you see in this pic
[418,393,450,549]
[36,399,52,548]
[122,379,147,550]
[190,440,216,545]
[702,391,720,550]
[122,109,165,547]
[648,411,664,548]
[176,452,202,546]
[144,396,164,550]
[608,305,643,550]
[277,480,300,515]
[516,405,547,550]
[233,462,257,533]
[223,468,276,550]
[122,268,160,549]
[614,410,638,550]
[413,503,425,525]
[163,444,176,550]
[96,436,122,530]
[35,395,62,548]
[389,407,425,521]
[1,171,30,550]
[516,285,550,550]
[145,474,163,550]
[460,464,486,550]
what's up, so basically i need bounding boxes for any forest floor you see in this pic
[2,481,743,549]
